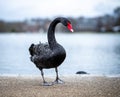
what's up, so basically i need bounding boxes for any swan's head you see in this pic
[61,18,74,32]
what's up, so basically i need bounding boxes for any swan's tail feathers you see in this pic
[29,44,35,56]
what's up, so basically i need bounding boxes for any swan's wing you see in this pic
[29,42,53,63]
[29,42,52,56]
[35,42,52,56]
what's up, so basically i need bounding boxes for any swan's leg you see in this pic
[53,67,64,84]
[41,69,46,83]
[40,69,53,86]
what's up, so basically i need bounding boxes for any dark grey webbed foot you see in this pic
[53,78,65,84]
[41,81,53,86]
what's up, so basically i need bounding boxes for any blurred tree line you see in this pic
[0,7,120,33]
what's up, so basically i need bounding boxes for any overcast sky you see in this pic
[0,0,120,21]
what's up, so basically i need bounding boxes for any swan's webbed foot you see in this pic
[41,81,53,86]
[53,78,65,85]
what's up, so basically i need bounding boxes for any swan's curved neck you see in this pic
[47,18,61,49]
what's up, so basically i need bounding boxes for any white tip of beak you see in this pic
[70,29,74,32]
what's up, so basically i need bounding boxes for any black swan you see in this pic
[29,17,73,86]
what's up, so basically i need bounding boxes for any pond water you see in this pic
[0,33,120,76]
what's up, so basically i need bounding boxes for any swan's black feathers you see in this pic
[34,42,52,56]
[29,42,66,69]
[29,42,56,69]
[29,42,52,56]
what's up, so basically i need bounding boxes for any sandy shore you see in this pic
[0,75,120,97]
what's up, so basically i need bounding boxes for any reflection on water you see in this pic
[0,33,120,76]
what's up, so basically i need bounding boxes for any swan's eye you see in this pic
[67,22,74,32]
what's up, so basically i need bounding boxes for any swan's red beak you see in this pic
[67,22,74,32]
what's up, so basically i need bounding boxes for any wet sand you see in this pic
[0,75,120,97]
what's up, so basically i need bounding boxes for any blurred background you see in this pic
[0,0,120,32]
[0,0,120,76]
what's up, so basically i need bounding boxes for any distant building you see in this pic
[77,17,97,31]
